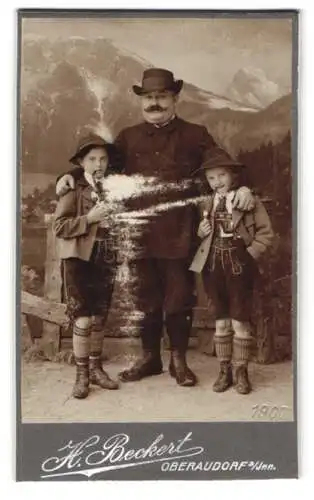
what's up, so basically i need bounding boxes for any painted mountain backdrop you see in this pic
[224,67,283,108]
[21,36,292,180]
[21,35,293,359]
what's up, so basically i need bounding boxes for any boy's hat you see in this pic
[69,133,114,165]
[132,68,183,96]
[193,148,246,175]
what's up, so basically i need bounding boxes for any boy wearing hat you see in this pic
[54,133,119,398]
[190,154,273,394]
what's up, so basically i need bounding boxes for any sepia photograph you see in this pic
[12,9,299,481]
[16,9,298,481]
[16,9,298,482]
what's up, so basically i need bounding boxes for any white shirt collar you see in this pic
[84,172,106,190]
[213,190,235,213]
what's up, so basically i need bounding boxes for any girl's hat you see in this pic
[69,133,115,165]
[132,68,183,96]
[192,148,246,176]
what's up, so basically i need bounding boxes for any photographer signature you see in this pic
[41,432,204,479]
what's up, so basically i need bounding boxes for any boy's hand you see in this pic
[198,220,212,239]
[86,203,108,224]
[56,174,75,197]
[233,187,255,211]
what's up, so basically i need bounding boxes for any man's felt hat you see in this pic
[132,68,183,96]
[69,133,115,165]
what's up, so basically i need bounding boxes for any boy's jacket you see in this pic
[53,177,106,261]
[189,194,274,274]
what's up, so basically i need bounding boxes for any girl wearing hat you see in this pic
[190,155,274,394]
[53,134,119,398]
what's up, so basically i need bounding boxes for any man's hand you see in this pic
[233,187,255,211]
[56,174,75,197]
[197,219,212,239]
[86,203,108,225]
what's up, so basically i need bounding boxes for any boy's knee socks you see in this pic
[90,322,105,359]
[233,337,253,366]
[214,334,233,362]
[73,324,91,363]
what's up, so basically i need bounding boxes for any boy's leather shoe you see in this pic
[212,361,233,392]
[72,365,89,399]
[234,365,252,394]
[90,359,119,390]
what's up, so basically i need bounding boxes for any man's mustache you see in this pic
[144,105,167,113]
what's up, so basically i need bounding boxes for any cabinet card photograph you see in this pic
[17,10,298,481]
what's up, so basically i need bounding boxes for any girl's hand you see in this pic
[86,203,108,224]
[198,219,212,238]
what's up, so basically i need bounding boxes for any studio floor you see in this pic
[20,350,294,423]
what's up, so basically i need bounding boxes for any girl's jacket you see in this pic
[53,177,108,261]
[189,194,274,274]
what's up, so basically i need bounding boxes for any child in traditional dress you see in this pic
[190,153,273,394]
[54,134,119,398]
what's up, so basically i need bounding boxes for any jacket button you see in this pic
[201,249,204,253]
[155,151,160,155]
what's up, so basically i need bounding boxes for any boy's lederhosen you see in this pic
[62,220,117,321]
[201,195,256,322]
